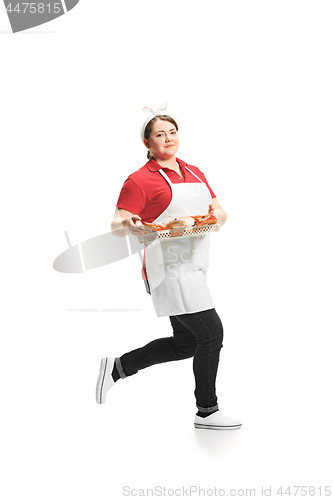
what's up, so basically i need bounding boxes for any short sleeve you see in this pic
[116,177,149,215]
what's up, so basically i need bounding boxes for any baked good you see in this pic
[142,214,217,232]
[193,214,218,226]
[142,221,167,231]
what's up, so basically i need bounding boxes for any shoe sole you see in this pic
[96,357,109,404]
[194,423,242,430]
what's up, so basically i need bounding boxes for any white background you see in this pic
[1,0,332,498]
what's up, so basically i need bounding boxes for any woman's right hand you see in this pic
[126,215,149,236]
[111,208,150,237]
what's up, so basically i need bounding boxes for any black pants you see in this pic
[116,308,224,411]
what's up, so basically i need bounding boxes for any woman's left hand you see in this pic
[208,204,218,218]
[208,199,227,226]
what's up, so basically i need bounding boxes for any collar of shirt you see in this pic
[146,157,187,176]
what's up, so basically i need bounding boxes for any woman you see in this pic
[96,103,241,431]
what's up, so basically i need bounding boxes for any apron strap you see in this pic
[158,168,173,187]
[184,166,205,183]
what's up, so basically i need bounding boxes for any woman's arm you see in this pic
[111,207,147,237]
[208,198,227,227]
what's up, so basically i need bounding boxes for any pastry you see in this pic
[142,214,217,232]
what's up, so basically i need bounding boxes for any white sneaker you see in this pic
[96,358,115,404]
[194,410,242,430]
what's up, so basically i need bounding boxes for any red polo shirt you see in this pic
[116,158,216,223]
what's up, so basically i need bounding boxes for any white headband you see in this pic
[140,102,168,141]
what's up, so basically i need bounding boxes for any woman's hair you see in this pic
[144,115,179,160]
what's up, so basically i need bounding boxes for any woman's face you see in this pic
[144,119,179,160]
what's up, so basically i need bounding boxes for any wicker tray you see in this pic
[137,219,222,243]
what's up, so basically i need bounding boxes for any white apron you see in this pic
[145,167,215,317]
